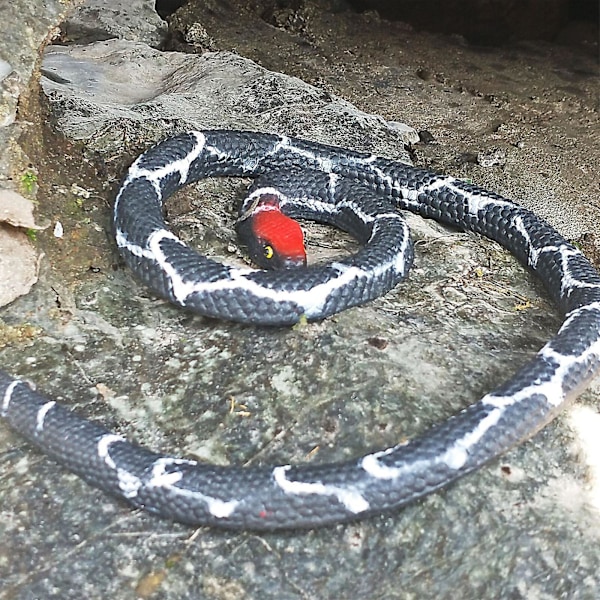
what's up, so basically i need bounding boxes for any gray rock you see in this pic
[0,0,78,309]
[0,0,74,170]
[40,39,417,159]
[62,0,168,46]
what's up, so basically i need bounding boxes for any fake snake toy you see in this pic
[1,130,599,530]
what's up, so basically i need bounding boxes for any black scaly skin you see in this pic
[1,130,599,530]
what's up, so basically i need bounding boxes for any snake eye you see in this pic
[263,245,274,260]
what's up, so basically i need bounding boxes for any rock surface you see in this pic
[62,0,167,46]
[0,1,599,599]
[40,39,417,156]
[0,0,71,309]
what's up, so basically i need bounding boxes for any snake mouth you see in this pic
[279,254,308,269]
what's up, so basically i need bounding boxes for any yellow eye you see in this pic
[264,245,274,260]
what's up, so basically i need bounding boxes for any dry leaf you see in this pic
[0,188,45,229]
[0,188,43,307]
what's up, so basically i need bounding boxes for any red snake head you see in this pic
[237,194,307,269]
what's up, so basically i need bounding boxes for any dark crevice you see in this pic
[569,0,599,20]
[347,0,598,46]
[155,0,189,20]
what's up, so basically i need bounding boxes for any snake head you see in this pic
[236,194,307,270]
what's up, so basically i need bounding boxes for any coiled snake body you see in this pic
[1,130,600,530]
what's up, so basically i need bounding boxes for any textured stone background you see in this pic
[0,1,599,599]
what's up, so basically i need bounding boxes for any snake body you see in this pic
[1,130,600,530]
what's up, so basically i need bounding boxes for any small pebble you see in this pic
[477,149,506,167]
[0,59,12,82]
